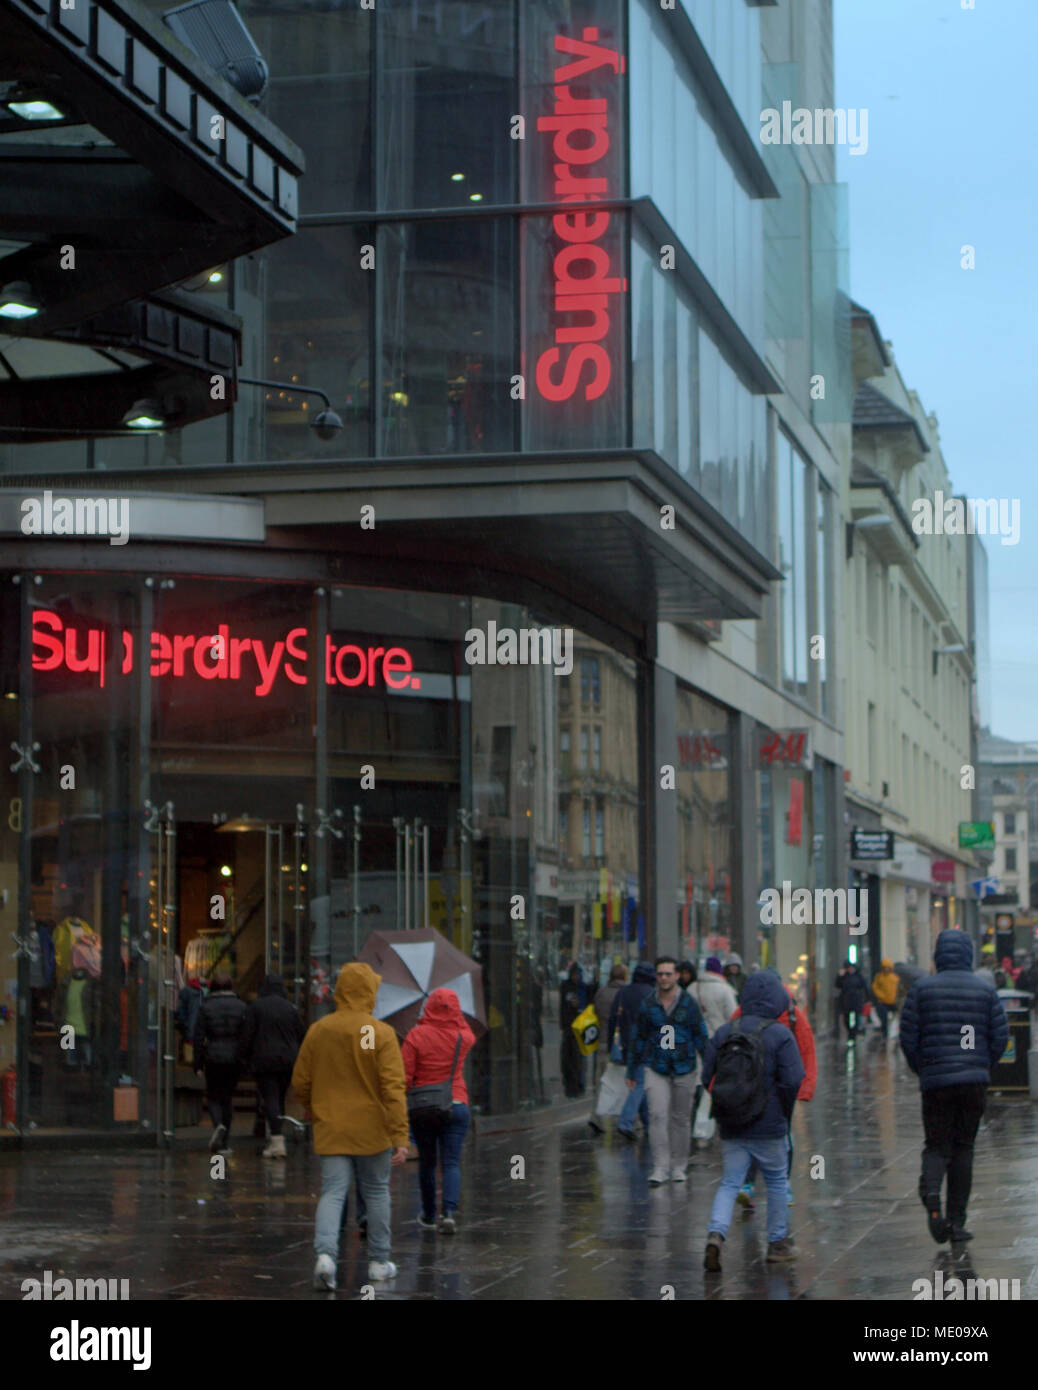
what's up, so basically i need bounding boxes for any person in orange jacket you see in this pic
[730,969,816,1208]
[871,959,900,1039]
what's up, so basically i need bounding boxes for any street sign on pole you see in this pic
[971,876,999,899]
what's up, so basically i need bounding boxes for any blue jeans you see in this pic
[412,1103,470,1218]
[315,1151,391,1262]
[618,1073,649,1133]
[708,1136,790,1243]
[876,1001,891,1037]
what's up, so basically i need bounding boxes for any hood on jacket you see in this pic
[879,959,894,970]
[935,929,973,972]
[739,969,789,1019]
[259,973,287,998]
[334,961,380,1012]
[725,953,743,968]
[420,987,466,1027]
[632,962,656,986]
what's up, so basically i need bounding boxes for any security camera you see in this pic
[311,409,343,442]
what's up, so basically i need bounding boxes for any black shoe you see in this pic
[926,1200,951,1244]
[588,1118,605,1134]
[704,1233,723,1272]
[949,1225,973,1243]
[616,1127,636,1142]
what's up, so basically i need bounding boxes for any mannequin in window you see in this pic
[57,964,96,1069]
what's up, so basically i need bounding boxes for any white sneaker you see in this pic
[648,1168,669,1186]
[670,1167,687,1183]
[313,1254,336,1291]
[368,1260,398,1281]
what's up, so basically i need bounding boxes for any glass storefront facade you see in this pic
[674,684,733,960]
[3,568,645,1129]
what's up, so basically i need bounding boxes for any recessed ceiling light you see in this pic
[8,99,63,121]
[0,281,40,320]
[451,172,466,182]
[469,192,483,202]
[122,398,165,429]
[207,269,224,284]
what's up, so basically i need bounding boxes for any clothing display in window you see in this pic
[184,931,235,982]
[53,917,99,979]
[57,968,96,1068]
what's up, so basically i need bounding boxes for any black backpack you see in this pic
[710,1016,774,1128]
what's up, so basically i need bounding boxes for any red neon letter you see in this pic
[382,647,414,689]
[31,610,64,671]
[284,627,308,685]
[535,343,611,402]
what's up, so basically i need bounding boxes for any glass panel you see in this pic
[378,0,515,211]
[258,224,374,462]
[380,218,515,456]
[674,685,733,959]
[242,0,371,215]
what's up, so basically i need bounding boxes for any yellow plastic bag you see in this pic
[571,1003,600,1056]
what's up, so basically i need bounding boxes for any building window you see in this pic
[580,727,589,771]
[490,725,512,815]
[559,727,570,778]
[581,656,601,705]
[1004,811,1016,835]
[778,433,809,700]
[1005,847,1017,872]
[593,727,602,773]
[582,802,591,858]
[867,702,876,789]
[594,800,605,858]
[559,799,569,851]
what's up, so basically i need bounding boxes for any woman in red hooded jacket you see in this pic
[401,988,476,1235]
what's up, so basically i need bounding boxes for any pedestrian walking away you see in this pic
[608,962,655,1139]
[588,963,628,1133]
[401,987,476,1234]
[627,955,708,1184]
[871,958,899,1040]
[899,929,1009,1248]
[730,969,816,1210]
[834,959,867,1043]
[559,962,589,1098]
[291,962,410,1291]
[722,953,747,1001]
[192,970,247,1155]
[237,973,305,1159]
[701,970,805,1271]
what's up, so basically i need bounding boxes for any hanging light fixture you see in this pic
[0,281,41,320]
[122,398,166,429]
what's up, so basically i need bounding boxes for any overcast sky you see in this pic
[835,0,1037,741]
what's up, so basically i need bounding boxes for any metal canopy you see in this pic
[0,0,303,336]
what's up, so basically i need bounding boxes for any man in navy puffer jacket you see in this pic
[900,929,1008,1245]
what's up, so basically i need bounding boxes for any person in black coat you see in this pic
[900,929,1009,1245]
[193,970,247,1154]
[238,973,305,1158]
[834,960,868,1043]
[559,963,589,1098]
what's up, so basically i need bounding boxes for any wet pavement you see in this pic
[2,1031,1037,1301]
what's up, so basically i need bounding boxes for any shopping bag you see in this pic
[571,1003,600,1056]
[596,1062,627,1118]
[693,1099,716,1142]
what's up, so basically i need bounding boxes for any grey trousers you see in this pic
[643,1069,696,1174]
[315,1151,391,1262]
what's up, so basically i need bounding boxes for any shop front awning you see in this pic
[36,450,780,649]
[0,0,303,337]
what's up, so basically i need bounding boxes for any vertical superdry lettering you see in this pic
[534,26,627,403]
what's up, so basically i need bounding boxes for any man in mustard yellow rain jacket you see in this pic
[871,958,900,1040]
[292,962,409,1289]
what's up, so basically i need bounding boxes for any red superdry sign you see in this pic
[31,609,421,697]
[533,27,627,404]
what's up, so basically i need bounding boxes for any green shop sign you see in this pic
[959,821,994,848]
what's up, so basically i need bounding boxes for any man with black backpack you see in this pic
[701,970,805,1270]
[626,955,709,1185]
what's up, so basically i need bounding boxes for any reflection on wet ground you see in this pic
[2,1033,1036,1299]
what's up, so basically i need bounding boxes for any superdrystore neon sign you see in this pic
[534,26,627,403]
[31,610,422,696]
